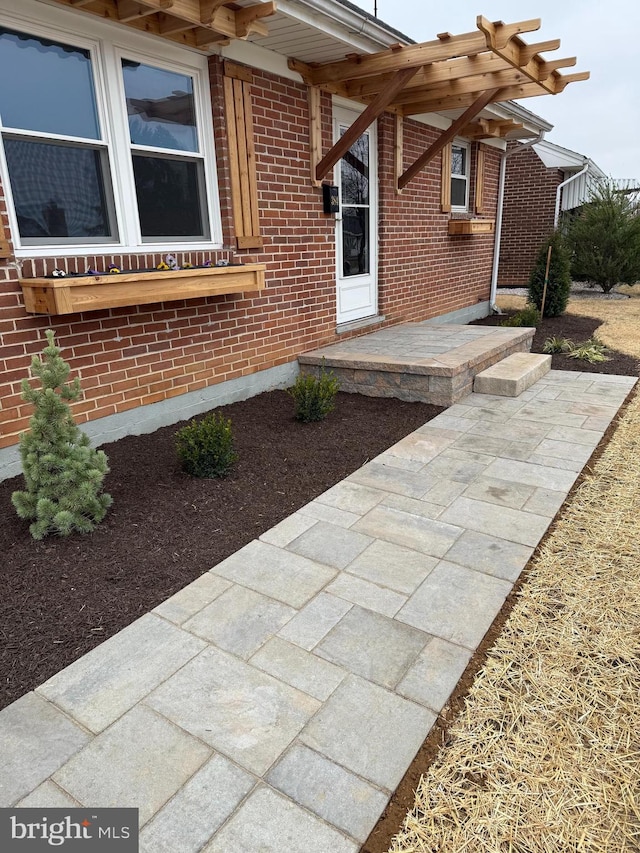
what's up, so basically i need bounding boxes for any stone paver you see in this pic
[202,786,358,853]
[300,674,436,790]
[250,636,347,701]
[139,755,255,853]
[397,637,473,712]
[315,606,430,689]
[326,571,407,616]
[277,592,353,651]
[183,585,294,659]
[397,560,512,649]
[36,613,206,733]
[146,646,319,776]
[267,743,388,842]
[1,343,634,851]
[0,693,91,806]
[353,503,463,557]
[443,529,534,582]
[440,496,550,547]
[346,539,437,594]
[287,520,373,569]
[53,705,211,825]
[210,540,336,608]
[153,574,233,625]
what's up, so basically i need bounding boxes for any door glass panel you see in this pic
[0,27,99,139]
[132,154,207,240]
[4,138,114,241]
[341,207,370,276]
[340,130,369,205]
[122,60,198,152]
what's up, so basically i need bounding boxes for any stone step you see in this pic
[473,352,551,397]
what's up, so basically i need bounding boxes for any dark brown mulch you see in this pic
[471,310,640,375]
[0,391,443,711]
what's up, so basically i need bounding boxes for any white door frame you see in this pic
[333,104,378,326]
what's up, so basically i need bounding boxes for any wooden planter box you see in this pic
[19,264,266,315]
[448,218,495,236]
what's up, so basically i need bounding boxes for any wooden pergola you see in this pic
[290,16,589,190]
[49,0,278,47]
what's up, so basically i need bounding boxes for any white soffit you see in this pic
[533,140,604,176]
[234,0,405,63]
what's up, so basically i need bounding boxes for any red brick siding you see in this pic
[0,56,499,449]
[498,144,562,286]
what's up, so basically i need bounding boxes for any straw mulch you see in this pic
[389,385,640,852]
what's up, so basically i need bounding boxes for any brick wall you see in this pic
[498,143,562,286]
[0,56,500,450]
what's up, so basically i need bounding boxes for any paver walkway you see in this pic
[1,370,636,852]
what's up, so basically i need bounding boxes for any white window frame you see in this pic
[450,140,470,213]
[0,0,222,258]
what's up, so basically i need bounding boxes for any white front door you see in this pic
[334,106,378,325]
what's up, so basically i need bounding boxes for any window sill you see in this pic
[19,265,266,315]
[448,219,495,236]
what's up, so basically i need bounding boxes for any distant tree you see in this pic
[567,179,640,293]
[12,330,112,539]
[527,230,572,318]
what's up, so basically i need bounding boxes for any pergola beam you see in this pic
[315,67,419,182]
[50,0,277,45]
[398,87,501,191]
[399,71,589,116]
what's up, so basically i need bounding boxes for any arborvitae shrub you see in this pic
[527,231,572,317]
[288,364,340,422]
[175,412,238,478]
[11,330,112,540]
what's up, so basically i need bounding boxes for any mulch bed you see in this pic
[471,310,640,375]
[0,391,443,710]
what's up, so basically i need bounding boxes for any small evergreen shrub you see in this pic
[288,363,340,422]
[500,304,541,327]
[12,330,112,540]
[176,412,238,478]
[543,336,574,354]
[527,230,572,317]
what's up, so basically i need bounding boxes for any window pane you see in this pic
[0,27,99,139]
[451,176,467,208]
[340,131,369,205]
[451,145,466,176]
[123,60,198,152]
[342,207,370,276]
[132,155,207,240]
[4,138,114,241]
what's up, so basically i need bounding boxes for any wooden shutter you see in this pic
[441,143,452,213]
[0,219,11,258]
[223,61,263,250]
[475,144,486,214]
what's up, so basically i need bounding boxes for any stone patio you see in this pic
[0,369,636,852]
[299,322,535,405]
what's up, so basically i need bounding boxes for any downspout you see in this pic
[489,131,546,313]
[554,160,590,228]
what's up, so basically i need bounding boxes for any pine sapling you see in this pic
[12,330,112,539]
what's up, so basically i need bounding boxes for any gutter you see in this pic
[554,160,590,228]
[489,131,546,313]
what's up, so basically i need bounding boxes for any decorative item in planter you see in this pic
[11,330,112,539]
